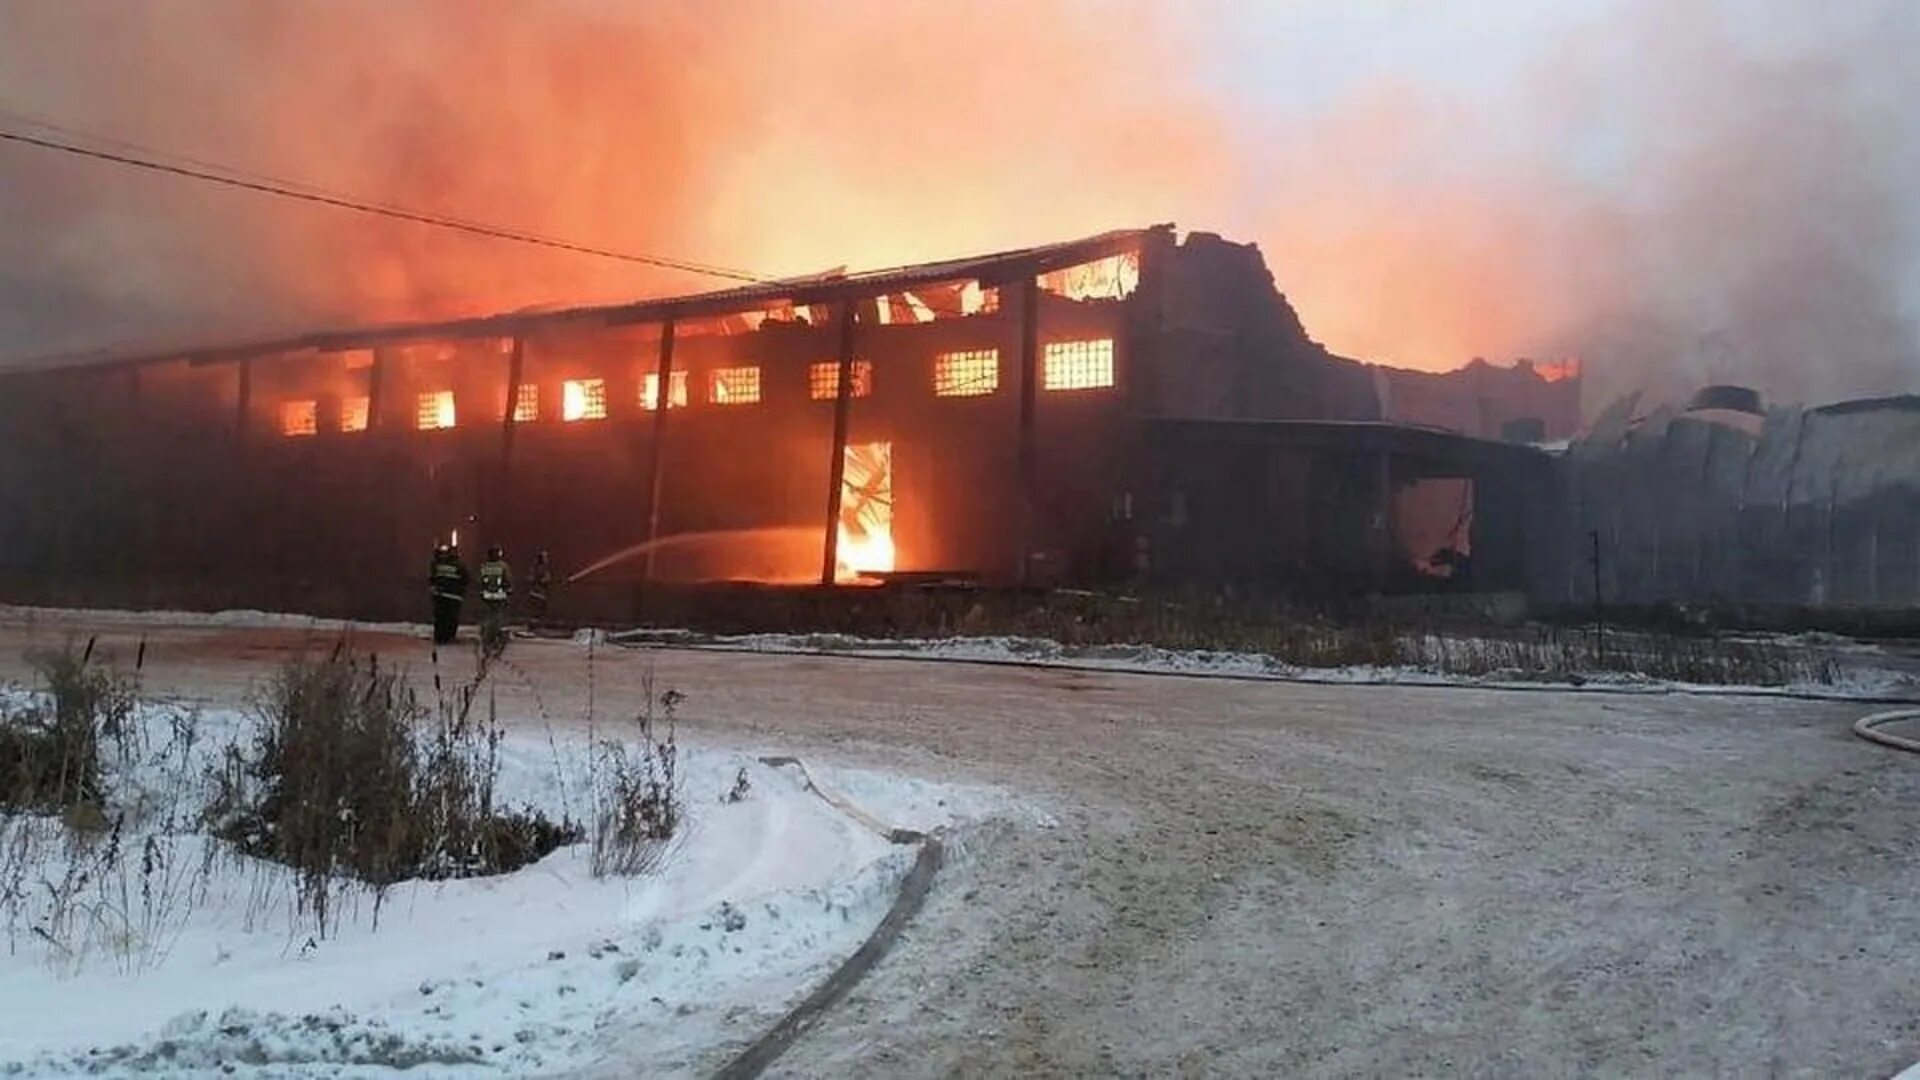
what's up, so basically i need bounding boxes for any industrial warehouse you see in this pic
[0,224,1581,621]
[10,3,1920,1074]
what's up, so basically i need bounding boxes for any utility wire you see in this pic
[0,107,350,202]
[0,111,1093,322]
[0,120,763,282]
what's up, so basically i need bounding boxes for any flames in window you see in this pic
[1042,339,1116,390]
[512,383,539,423]
[934,349,999,397]
[280,400,318,437]
[960,280,1000,316]
[340,396,370,433]
[1038,251,1140,301]
[837,441,895,581]
[641,370,688,411]
[710,366,761,405]
[809,360,873,401]
[562,378,606,421]
[875,292,936,325]
[416,390,456,430]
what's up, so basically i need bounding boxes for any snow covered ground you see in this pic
[2,607,1918,1076]
[0,693,1019,1077]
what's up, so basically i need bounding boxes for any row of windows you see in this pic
[281,396,371,436]
[277,340,1116,435]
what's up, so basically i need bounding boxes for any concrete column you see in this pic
[640,320,678,593]
[820,302,859,585]
[1016,275,1041,584]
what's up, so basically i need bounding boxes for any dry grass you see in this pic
[205,645,580,934]
[588,674,682,878]
[630,585,1842,687]
[0,638,137,815]
[0,640,216,973]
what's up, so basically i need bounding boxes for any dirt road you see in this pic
[2,613,1915,1077]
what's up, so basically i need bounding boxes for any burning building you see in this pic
[0,225,1576,621]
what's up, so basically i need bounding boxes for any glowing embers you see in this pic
[340,396,370,433]
[279,400,318,437]
[641,370,688,411]
[512,383,540,423]
[933,349,1000,397]
[709,366,761,405]
[416,390,456,430]
[809,360,873,401]
[836,441,895,582]
[1537,358,1583,383]
[562,378,606,421]
[1042,339,1116,391]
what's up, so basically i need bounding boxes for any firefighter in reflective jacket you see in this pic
[428,543,470,645]
[478,546,513,655]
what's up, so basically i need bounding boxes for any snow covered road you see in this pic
[1,612,1917,1076]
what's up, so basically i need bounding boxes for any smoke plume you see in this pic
[1,0,1917,410]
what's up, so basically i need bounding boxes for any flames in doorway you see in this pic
[836,441,895,581]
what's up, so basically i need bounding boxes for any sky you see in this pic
[1,0,1917,408]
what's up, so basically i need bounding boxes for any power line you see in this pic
[0,120,764,282]
[0,111,1091,322]
[0,108,348,201]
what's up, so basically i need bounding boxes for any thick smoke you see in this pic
[1,0,1917,411]
[1536,2,1920,408]
[1236,0,1920,409]
[0,0,1216,366]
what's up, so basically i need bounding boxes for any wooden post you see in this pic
[1590,528,1605,662]
[366,350,386,431]
[641,320,678,590]
[235,358,253,441]
[820,301,859,585]
[1371,450,1392,593]
[497,335,525,554]
[1016,275,1040,585]
[501,335,525,465]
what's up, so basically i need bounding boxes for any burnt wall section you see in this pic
[1134,231,1380,422]
[1373,359,1583,441]
[1133,419,1551,599]
[1535,396,1920,614]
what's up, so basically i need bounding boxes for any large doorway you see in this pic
[837,441,895,580]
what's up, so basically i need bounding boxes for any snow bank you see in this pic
[0,703,1011,1076]
[614,628,1918,701]
[0,603,424,638]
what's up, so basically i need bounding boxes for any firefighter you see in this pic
[478,545,513,656]
[527,549,553,624]
[428,542,470,645]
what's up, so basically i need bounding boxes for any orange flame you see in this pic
[835,440,895,582]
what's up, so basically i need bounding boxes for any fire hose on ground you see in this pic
[1854,709,1920,754]
[712,756,945,1080]
[1854,713,1920,1079]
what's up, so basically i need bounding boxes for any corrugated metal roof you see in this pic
[6,225,1168,376]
